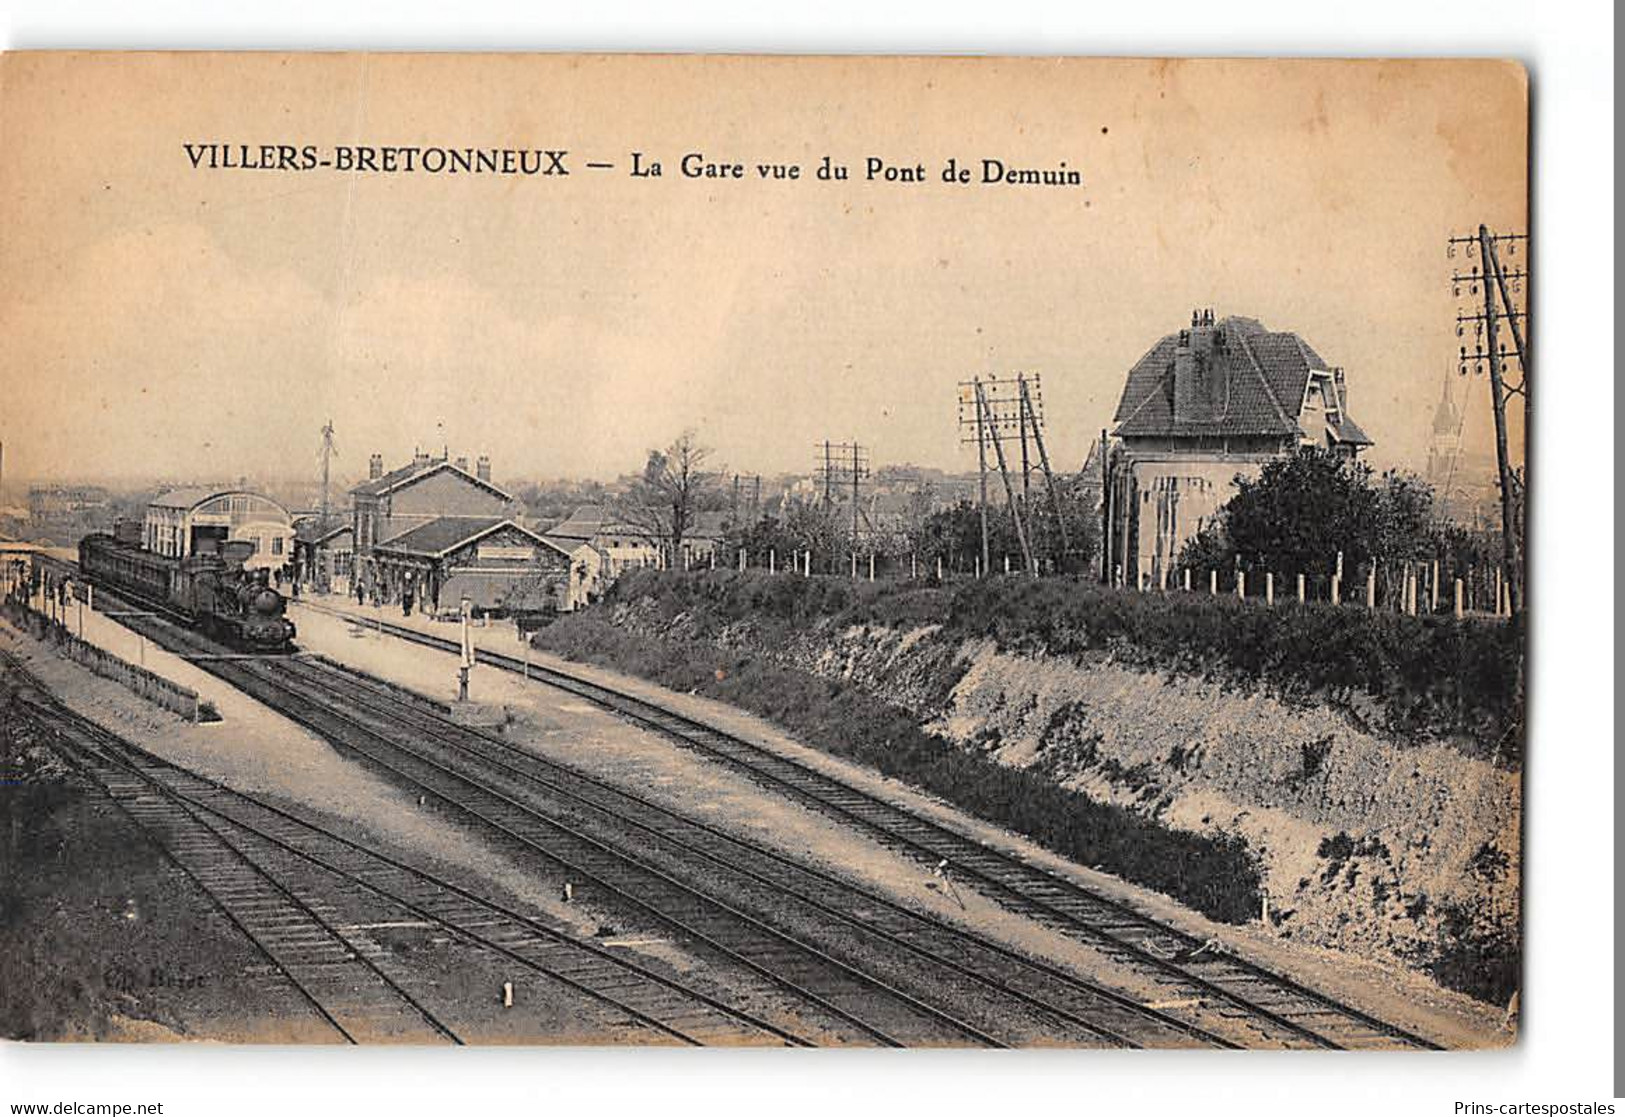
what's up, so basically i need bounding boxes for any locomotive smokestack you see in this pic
[476,455,491,483]
[368,453,383,480]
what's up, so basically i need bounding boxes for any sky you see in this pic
[0,54,1527,489]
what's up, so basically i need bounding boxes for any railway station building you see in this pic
[292,516,354,594]
[370,516,586,616]
[1106,311,1373,587]
[348,450,594,614]
[142,488,295,573]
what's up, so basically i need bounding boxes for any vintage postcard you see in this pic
[0,53,1526,1049]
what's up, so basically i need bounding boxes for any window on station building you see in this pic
[272,537,284,556]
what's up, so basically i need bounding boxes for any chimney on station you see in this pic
[454,456,469,473]
[413,447,431,467]
[368,453,384,479]
[476,455,492,483]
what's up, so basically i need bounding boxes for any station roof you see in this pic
[374,516,570,560]
[350,458,512,503]
[547,505,729,542]
[148,487,292,516]
[292,516,353,545]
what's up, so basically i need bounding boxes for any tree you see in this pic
[616,430,719,562]
[1178,446,1438,580]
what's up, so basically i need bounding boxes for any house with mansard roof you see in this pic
[1106,310,1373,586]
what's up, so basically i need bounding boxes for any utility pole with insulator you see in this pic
[318,420,337,526]
[1448,225,1527,615]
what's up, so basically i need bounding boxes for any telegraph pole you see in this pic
[1449,225,1527,614]
[974,380,990,573]
[813,441,870,564]
[1100,428,1111,584]
[978,382,1034,573]
[318,420,337,525]
[1020,376,1071,566]
[851,441,861,545]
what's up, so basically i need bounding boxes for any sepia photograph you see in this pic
[0,50,1532,1060]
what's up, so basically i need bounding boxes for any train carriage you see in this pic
[78,533,296,652]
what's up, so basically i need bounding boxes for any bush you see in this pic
[603,568,1524,760]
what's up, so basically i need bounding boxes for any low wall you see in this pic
[3,597,202,723]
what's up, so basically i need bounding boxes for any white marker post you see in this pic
[1296,573,1305,603]
[1209,569,1217,596]
[1366,567,1376,610]
[1265,573,1274,607]
[769,549,776,575]
[1454,577,1464,619]
[458,597,473,702]
[1236,571,1246,600]
[868,554,875,582]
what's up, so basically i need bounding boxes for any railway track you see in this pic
[296,601,1441,1051]
[270,652,1235,1049]
[49,603,1012,1047]
[2,656,808,1047]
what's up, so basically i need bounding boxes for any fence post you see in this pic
[936,556,943,581]
[1430,559,1439,613]
[911,553,917,580]
[769,549,776,574]
[1454,577,1464,619]
[851,553,857,580]
[1265,572,1274,606]
[1209,569,1217,596]
[868,555,875,582]
[1183,568,1191,592]
[1296,572,1305,603]
[1366,567,1376,609]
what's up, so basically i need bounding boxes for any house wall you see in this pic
[376,470,508,543]
[1110,447,1283,585]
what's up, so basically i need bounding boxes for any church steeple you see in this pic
[1427,372,1463,484]
[1431,374,1460,437]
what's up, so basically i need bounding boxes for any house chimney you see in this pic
[454,456,469,473]
[476,455,491,483]
[369,453,383,480]
[1173,315,1221,422]
[413,446,430,467]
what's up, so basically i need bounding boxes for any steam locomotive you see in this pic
[78,533,297,652]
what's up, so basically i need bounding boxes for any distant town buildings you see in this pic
[1106,311,1374,585]
[28,485,111,521]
